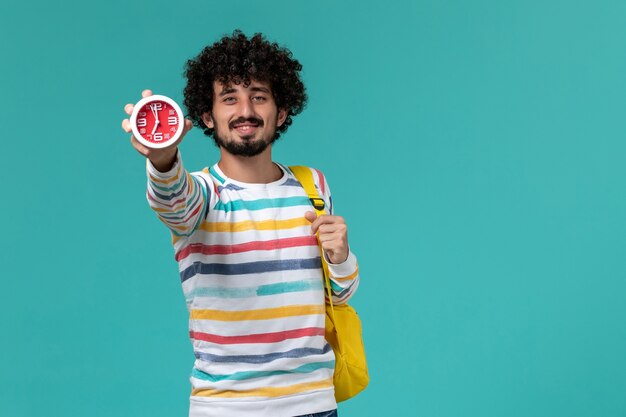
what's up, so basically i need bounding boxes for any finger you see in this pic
[142,89,153,98]
[322,246,348,264]
[319,230,346,243]
[124,103,134,115]
[320,236,346,253]
[313,215,344,227]
[320,240,342,259]
[310,215,343,234]
[310,214,328,234]
[183,118,194,134]
[122,119,131,133]
[318,223,345,235]
[304,211,317,224]
[318,233,337,243]
[322,247,335,260]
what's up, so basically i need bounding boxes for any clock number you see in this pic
[168,116,177,125]
[153,133,163,141]
[152,102,163,110]
[137,118,147,127]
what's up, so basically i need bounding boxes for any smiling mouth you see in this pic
[233,124,258,132]
[230,117,263,130]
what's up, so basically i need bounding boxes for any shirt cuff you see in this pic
[146,150,181,179]
[326,250,358,277]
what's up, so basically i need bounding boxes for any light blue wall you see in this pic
[2,1,626,415]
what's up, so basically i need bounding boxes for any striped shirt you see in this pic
[146,152,360,417]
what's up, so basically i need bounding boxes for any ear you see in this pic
[276,108,288,127]
[202,112,214,129]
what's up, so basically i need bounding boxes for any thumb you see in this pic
[304,211,317,223]
[183,118,194,134]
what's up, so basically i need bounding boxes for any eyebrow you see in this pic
[250,86,271,94]
[218,87,237,97]
[217,85,271,96]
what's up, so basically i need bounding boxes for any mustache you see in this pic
[229,117,264,129]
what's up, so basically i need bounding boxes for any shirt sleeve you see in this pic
[312,168,361,305]
[145,150,210,237]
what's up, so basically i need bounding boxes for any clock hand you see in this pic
[150,104,160,135]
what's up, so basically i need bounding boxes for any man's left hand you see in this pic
[305,211,349,264]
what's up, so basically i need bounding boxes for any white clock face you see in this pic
[130,95,184,149]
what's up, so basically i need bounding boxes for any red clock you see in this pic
[129,94,184,149]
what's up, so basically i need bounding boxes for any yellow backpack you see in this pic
[290,166,369,402]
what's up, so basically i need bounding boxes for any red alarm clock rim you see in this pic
[129,94,185,150]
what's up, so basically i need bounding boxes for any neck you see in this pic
[217,146,282,184]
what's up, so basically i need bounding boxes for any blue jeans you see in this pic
[295,410,338,417]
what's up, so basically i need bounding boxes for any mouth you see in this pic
[232,123,259,136]
[230,118,264,137]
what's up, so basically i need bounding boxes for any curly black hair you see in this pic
[183,30,307,141]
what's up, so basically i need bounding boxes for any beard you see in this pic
[211,116,278,157]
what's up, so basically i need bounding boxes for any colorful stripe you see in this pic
[327,280,342,293]
[180,257,322,282]
[191,360,335,382]
[155,182,200,217]
[313,168,326,195]
[213,196,311,212]
[191,177,209,235]
[282,178,303,187]
[150,172,187,192]
[194,344,333,364]
[190,327,325,345]
[159,206,203,234]
[191,377,334,398]
[149,176,190,201]
[175,236,318,261]
[158,197,203,224]
[148,161,182,185]
[186,278,324,299]
[218,183,244,192]
[330,265,359,282]
[172,217,311,244]
[209,166,225,184]
[148,172,207,237]
[190,304,324,321]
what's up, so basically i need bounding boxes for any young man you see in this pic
[121,31,360,417]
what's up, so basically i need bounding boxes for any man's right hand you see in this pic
[121,89,193,172]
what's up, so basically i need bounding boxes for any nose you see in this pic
[238,98,255,119]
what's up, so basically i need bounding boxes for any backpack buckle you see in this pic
[310,198,325,210]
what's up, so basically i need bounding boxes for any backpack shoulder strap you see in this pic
[289,165,335,312]
[289,166,326,215]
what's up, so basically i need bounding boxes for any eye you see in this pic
[223,97,236,103]
[252,96,267,102]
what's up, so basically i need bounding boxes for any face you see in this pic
[202,80,287,157]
